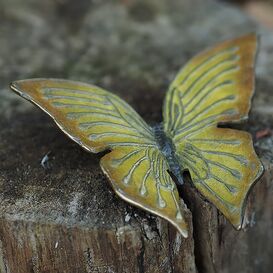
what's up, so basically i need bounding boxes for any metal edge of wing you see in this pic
[237,158,265,230]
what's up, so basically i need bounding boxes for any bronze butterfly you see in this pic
[10,34,264,237]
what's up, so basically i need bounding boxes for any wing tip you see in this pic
[10,80,28,98]
[227,32,257,46]
[232,160,265,231]
[176,224,189,238]
[10,81,19,92]
[240,32,257,40]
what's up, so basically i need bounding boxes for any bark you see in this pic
[0,0,272,272]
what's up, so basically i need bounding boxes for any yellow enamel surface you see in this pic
[163,34,264,228]
[10,78,188,237]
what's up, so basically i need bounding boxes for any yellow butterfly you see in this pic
[10,34,264,238]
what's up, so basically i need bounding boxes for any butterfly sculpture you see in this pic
[10,34,264,238]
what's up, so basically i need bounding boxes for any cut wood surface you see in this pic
[0,0,272,272]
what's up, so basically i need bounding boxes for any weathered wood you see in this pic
[0,0,273,272]
[0,218,196,273]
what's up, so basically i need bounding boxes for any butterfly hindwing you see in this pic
[176,127,263,228]
[11,79,188,237]
[163,34,264,228]
[101,146,188,237]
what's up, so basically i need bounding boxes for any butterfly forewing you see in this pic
[11,79,154,152]
[11,79,188,237]
[163,34,264,228]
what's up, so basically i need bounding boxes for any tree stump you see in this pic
[0,0,272,272]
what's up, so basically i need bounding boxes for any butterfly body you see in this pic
[153,123,184,186]
[10,34,264,237]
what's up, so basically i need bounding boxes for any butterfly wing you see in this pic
[101,146,188,237]
[11,79,188,237]
[163,34,264,228]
